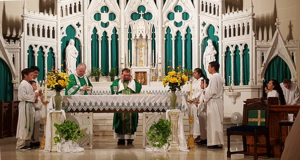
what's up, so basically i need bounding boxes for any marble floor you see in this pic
[0,136,280,160]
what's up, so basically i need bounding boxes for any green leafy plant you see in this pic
[90,67,104,81]
[53,121,85,144]
[109,67,117,77]
[147,119,172,148]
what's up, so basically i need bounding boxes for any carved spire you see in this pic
[275,18,280,29]
[23,0,27,14]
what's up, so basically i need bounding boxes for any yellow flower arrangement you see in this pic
[163,65,188,91]
[46,68,70,92]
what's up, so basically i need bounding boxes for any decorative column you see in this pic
[132,38,136,67]
[168,110,181,151]
[108,37,112,71]
[120,0,125,69]
[249,4,254,85]
[44,48,49,76]
[98,36,102,69]
[34,47,39,66]
[182,37,185,69]
[230,47,235,86]
[239,45,244,85]
[56,0,61,70]
[50,111,64,152]
[157,0,163,81]
[222,50,226,80]
[83,0,88,66]
[194,0,199,68]
[148,38,152,67]
[219,0,224,76]
[172,37,175,68]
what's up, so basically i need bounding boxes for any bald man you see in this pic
[65,63,93,95]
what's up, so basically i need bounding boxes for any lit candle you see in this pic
[190,80,193,100]
[44,80,48,102]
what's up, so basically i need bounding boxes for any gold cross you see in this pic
[248,110,265,126]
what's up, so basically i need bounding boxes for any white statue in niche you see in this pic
[65,39,78,75]
[203,39,217,79]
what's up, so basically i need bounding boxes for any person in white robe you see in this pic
[30,66,43,148]
[203,61,225,148]
[188,68,206,143]
[197,78,209,145]
[265,79,286,105]
[16,68,39,149]
[280,79,300,105]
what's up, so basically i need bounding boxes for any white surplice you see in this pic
[280,82,300,105]
[204,73,225,146]
[190,78,202,136]
[16,80,36,146]
[198,89,207,140]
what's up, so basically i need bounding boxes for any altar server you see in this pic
[16,68,39,149]
[204,61,225,148]
[65,63,93,95]
[197,78,209,145]
[110,68,142,145]
[189,68,206,143]
[30,66,42,148]
[280,79,300,105]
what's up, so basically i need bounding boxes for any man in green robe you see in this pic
[65,63,93,95]
[110,68,142,145]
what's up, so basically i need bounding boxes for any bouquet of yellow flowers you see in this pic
[163,66,189,91]
[46,68,70,92]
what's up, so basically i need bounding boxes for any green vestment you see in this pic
[65,74,93,95]
[110,79,142,136]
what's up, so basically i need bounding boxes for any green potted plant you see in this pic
[147,119,172,149]
[53,120,85,151]
[109,67,117,81]
[90,67,104,82]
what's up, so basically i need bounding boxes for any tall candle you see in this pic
[229,76,231,85]
[128,50,131,65]
[44,80,48,102]
[190,80,193,100]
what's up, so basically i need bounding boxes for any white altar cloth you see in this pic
[61,94,188,112]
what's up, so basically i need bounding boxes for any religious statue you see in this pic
[66,39,78,75]
[203,40,217,79]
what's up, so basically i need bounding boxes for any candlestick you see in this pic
[189,80,193,100]
[229,76,231,86]
[44,80,48,102]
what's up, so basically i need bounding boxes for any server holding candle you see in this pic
[29,66,43,148]
[189,68,206,143]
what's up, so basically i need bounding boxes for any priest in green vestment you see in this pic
[65,63,93,95]
[110,68,142,145]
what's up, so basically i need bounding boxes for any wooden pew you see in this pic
[244,98,300,157]
[0,101,12,139]
[10,101,19,137]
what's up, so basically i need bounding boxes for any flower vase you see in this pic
[54,91,62,110]
[170,90,177,109]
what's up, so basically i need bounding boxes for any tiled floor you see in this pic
[0,136,280,160]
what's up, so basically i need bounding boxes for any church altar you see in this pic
[61,94,188,112]
[44,93,189,151]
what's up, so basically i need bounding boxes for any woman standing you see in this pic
[189,68,206,143]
